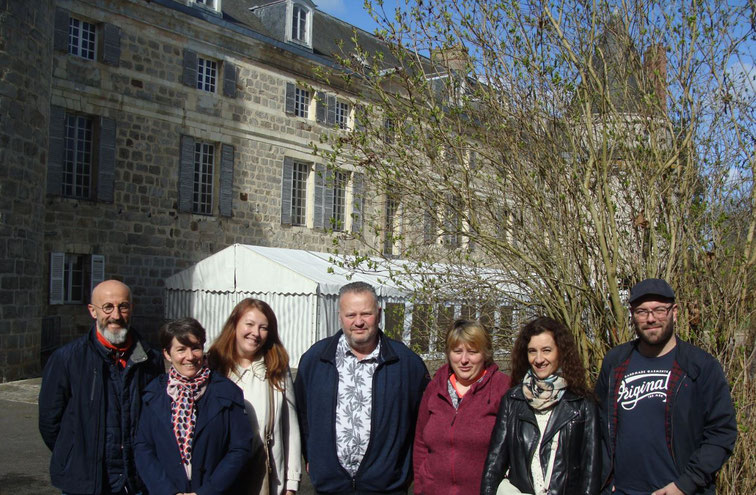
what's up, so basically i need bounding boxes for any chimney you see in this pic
[431,44,469,74]
[643,44,667,112]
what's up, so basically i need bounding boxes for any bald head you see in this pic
[88,280,133,345]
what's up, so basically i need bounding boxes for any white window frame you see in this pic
[294,87,310,118]
[49,253,104,304]
[68,16,96,60]
[291,161,310,226]
[335,101,350,130]
[193,141,215,215]
[383,195,400,256]
[332,170,348,231]
[196,56,218,93]
[63,113,94,199]
[286,1,313,48]
[193,0,221,12]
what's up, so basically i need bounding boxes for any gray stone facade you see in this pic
[0,0,381,380]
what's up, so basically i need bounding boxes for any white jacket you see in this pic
[232,357,302,494]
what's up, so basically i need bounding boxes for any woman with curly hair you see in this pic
[480,316,600,495]
[207,299,301,495]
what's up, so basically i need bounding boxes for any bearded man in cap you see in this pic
[595,278,737,495]
[39,280,164,494]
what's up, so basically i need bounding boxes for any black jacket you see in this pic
[38,327,164,494]
[480,387,600,495]
[595,338,737,495]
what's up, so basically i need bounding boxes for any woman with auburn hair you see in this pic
[413,319,512,495]
[480,316,600,495]
[207,298,301,495]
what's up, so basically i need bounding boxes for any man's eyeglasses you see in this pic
[633,305,673,320]
[92,302,131,314]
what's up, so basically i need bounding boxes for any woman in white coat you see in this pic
[208,298,301,495]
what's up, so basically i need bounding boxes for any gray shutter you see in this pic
[444,194,459,248]
[281,157,294,225]
[49,252,65,304]
[182,49,197,87]
[219,144,234,217]
[315,91,326,123]
[223,62,237,98]
[47,106,66,196]
[323,168,334,230]
[285,83,296,115]
[355,104,366,131]
[90,255,105,296]
[313,163,325,229]
[327,95,337,126]
[54,9,70,53]
[178,135,195,213]
[100,23,121,66]
[351,172,363,234]
[96,116,116,203]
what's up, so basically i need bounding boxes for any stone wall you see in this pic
[0,0,55,381]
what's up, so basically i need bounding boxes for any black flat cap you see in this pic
[628,278,675,304]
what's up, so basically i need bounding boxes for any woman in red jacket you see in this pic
[413,319,512,495]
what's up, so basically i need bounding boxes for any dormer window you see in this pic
[286,0,313,49]
[193,0,221,12]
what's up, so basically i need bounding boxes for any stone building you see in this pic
[0,0,395,381]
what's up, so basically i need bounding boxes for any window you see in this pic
[197,57,217,93]
[178,136,234,217]
[295,87,310,118]
[383,195,400,255]
[63,114,93,199]
[335,101,350,129]
[48,107,116,202]
[49,253,104,304]
[383,118,395,144]
[194,0,219,9]
[68,17,96,60]
[291,161,309,226]
[332,170,347,230]
[193,141,215,215]
[292,4,307,42]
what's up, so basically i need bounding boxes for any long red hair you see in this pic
[207,298,289,391]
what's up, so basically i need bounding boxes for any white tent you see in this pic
[164,244,412,366]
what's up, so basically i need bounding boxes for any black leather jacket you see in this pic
[480,386,600,495]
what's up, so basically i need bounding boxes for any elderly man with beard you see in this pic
[595,278,737,495]
[39,280,163,495]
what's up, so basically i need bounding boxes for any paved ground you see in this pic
[0,378,315,495]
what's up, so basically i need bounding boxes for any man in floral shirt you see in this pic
[295,282,430,494]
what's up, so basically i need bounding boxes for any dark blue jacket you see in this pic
[294,330,430,494]
[595,338,737,495]
[38,327,164,494]
[134,371,254,495]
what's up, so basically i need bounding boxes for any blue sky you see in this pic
[315,0,398,33]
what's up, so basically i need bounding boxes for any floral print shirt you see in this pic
[334,334,381,477]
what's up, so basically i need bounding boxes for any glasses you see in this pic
[92,302,131,314]
[633,305,673,320]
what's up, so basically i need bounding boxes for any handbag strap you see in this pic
[265,380,275,440]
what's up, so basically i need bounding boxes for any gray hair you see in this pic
[338,281,378,303]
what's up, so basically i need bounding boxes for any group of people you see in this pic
[38,277,737,495]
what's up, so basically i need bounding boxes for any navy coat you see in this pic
[134,371,254,495]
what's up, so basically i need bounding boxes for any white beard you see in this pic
[102,325,129,345]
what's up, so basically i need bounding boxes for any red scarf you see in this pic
[450,369,488,398]
[95,331,133,368]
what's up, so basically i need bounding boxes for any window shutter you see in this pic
[355,104,366,132]
[313,164,325,229]
[222,62,237,98]
[54,9,70,53]
[315,91,326,123]
[219,144,234,217]
[351,172,363,234]
[90,255,105,296]
[323,168,334,230]
[280,157,294,225]
[285,83,296,115]
[327,95,337,126]
[49,252,65,304]
[47,106,66,196]
[100,23,121,66]
[178,135,195,213]
[182,49,198,87]
[96,116,116,203]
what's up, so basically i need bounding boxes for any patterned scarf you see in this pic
[167,365,211,471]
[522,368,567,411]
